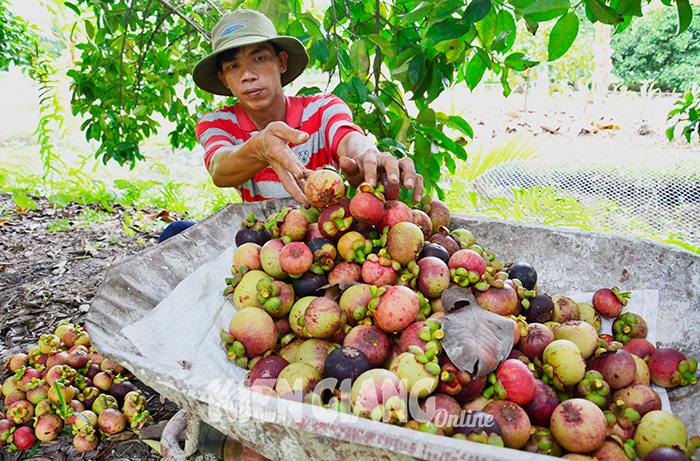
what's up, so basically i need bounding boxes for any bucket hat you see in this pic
[193,9,309,96]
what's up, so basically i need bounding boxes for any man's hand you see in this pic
[255,121,312,206]
[339,148,425,203]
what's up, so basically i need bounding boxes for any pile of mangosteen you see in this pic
[1,321,150,453]
[222,167,700,459]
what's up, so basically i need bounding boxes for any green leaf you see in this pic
[494,10,517,53]
[85,20,95,40]
[333,82,352,102]
[429,2,464,22]
[586,0,624,24]
[378,138,407,155]
[475,7,498,47]
[408,55,425,84]
[417,108,437,128]
[367,94,386,115]
[448,115,475,139]
[312,40,330,63]
[300,16,323,39]
[475,47,494,70]
[504,52,539,71]
[500,67,512,97]
[675,0,693,35]
[584,0,597,22]
[465,53,487,90]
[548,12,579,61]
[522,0,570,22]
[614,0,642,17]
[508,0,536,9]
[12,193,38,210]
[63,2,81,16]
[400,2,434,23]
[612,16,634,35]
[350,77,368,103]
[427,18,473,42]
[368,34,395,60]
[350,40,370,77]
[463,0,492,25]
[435,39,467,63]
[48,192,75,208]
[322,45,338,72]
[666,126,676,142]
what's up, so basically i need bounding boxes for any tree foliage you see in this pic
[667,86,700,143]
[0,0,36,69]
[611,3,700,91]
[34,0,699,195]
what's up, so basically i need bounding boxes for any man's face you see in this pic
[217,43,288,110]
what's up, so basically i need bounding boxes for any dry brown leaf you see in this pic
[440,287,514,379]
[320,280,358,301]
[143,210,175,223]
[105,431,136,442]
[141,439,163,455]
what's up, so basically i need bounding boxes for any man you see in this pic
[192,9,424,207]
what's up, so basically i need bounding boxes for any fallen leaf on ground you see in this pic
[141,439,162,455]
[143,210,175,223]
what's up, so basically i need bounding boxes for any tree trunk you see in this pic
[591,23,613,101]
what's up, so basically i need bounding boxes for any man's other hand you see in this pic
[339,149,425,203]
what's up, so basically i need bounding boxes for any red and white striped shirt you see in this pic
[196,94,362,202]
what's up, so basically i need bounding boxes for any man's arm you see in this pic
[336,131,425,203]
[206,121,312,206]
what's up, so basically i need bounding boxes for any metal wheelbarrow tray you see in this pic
[87,199,700,460]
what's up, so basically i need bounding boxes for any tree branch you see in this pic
[118,0,136,110]
[201,0,224,15]
[373,0,384,137]
[155,0,210,39]
[134,12,170,106]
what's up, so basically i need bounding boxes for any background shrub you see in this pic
[611,4,700,92]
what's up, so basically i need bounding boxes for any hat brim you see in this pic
[192,35,309,96]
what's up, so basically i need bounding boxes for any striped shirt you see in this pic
[196,94,362,202]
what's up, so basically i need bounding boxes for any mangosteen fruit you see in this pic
[292,272,328,298]
[323,346,371,389]
[506,262,537,290]
[418,243,450,265]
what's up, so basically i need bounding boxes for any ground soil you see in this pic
[0,195,182,460]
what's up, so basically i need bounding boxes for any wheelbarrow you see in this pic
[87,199,700,460]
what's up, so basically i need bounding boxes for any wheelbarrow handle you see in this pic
[161,409,235,460]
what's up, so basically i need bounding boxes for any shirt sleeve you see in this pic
[320,95,363,159]
[196,111,239,170]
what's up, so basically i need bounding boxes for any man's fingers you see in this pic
[339,156,366,189]
[360,154,379,187]
[412,174,425,203]
[382,154,400,186]
[278,168,310,207]
[339,156,360,177]
[398,157,418,189]
[269,122,310,145]
[269,145,307,181]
